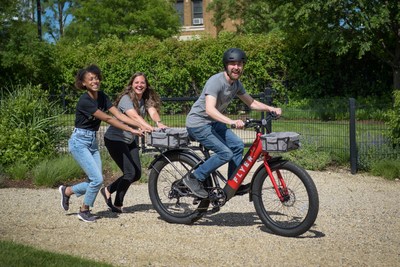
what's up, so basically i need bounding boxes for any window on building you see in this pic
[175,0,184,25]
[192,0,203,25]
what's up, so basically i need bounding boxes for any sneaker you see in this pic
[59,185,70,211]
[235,183,251,196]
[182,174,208,198]
[100,187,122,213]
[78,209,97,222]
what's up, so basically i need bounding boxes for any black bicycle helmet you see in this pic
[222,48,247,66]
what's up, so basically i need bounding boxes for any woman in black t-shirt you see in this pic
[58,64,143,223]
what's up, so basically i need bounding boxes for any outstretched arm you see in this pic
[93,108,143,136]
[148,107,167,129]
[124,108,155,132]
[238,93,282,116]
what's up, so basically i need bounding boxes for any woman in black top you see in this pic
[58,64,143,223]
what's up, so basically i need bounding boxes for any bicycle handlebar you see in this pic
[231,112,278,129]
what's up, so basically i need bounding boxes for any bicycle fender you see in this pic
[249,157,286,202]
[148,148,203,170]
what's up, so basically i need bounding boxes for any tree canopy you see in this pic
[208,0,400,90]
[62,0,181,43]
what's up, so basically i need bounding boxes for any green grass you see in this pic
[0,240,113,267]
[370,159,400,180]
[32,154,84,187]
[5,161,30,181]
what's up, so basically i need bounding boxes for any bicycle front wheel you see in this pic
[252,160,319,237]
[148,151,209,224]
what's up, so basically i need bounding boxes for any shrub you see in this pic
[32,154,84,187]
[5,161,30,181]
[281,145,332,171]
[370,159,400,180]
[0,84,65,168]
[386,90,400,146]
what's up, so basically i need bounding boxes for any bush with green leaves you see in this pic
[386,90,400,146]
[0,84,65,169]
[54,33,289,112]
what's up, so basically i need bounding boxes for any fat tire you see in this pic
[252,160,319,237]
[148,152,209,224]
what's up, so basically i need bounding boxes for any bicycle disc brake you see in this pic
[209,187,227,207]
[279,187,296,206]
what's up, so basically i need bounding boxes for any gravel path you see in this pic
[1,169,399,267]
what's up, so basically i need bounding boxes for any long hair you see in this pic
[74,64,102,90]
[114,72,161,114]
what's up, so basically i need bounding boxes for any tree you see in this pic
[0,0,59,88]
[63,0,181,43]
[206,0,230,36]
[208,0,400,90]
[42,0,75,42]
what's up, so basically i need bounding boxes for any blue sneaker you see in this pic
[78,209,97,223]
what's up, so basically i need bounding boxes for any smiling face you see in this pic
[225,61,244,83]
[131,75,147,99]
[82,72,100,92]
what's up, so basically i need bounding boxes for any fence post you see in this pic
[263,85,274,133]
[349,98,357,174]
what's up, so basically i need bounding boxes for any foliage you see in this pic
[42,0,75,42]
[0,20,60,89]
[5,161,30,181]
[386,90,400,145]
[63,0,181,44]
[370,159,400,180]
[207,0,400,90]
[32,154,84,186]
[0,84,65,168]
[54,33,289,112]
[280,144,336,171]
[0,240,113,267]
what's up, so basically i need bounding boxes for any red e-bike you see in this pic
[148,115,319,237]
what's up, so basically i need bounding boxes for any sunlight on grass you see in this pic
[0,240,113,267]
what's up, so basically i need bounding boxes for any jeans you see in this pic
[104,137,141,207]
[68,128,103,207]
[187,122,244,181]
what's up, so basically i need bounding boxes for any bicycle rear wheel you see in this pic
[252,160,319,237]
[148,151,209,224]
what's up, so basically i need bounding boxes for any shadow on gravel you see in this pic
[196,211,262,227]
[121,204,153,213]
[195,212,325,238]
[258,225,325,239]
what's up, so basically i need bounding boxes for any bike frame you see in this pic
[223,130,287,201]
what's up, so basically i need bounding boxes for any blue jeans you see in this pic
[187,122,244,181]
[68,128,103,207]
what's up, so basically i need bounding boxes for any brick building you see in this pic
[175,0,237,40]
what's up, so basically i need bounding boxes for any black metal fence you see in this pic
[55,93,399,174]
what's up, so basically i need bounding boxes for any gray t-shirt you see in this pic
[104,94,145,144]
[186,72,246,127]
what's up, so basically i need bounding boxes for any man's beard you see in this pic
[227,69,242,80]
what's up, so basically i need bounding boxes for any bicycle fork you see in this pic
[263,160,290,202]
